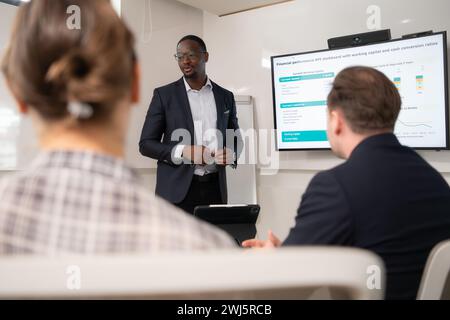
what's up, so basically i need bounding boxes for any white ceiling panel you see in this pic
[176,0,293,16]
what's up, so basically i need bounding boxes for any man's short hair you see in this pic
[327,66,402,134]
[177,35,207,52]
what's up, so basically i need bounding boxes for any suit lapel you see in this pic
[176,78,195,138]
[211,81,226,135]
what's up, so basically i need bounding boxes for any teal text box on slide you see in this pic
[279,72,335,82]
[282,131,328,142]
[280,101,327,108]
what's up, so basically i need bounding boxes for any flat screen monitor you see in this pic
[271,32,449,150]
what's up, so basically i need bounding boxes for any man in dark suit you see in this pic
[139,35,242,214]
[243,66,450,300]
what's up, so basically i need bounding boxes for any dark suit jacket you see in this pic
[139,77,242,204]
[283,133,450,300]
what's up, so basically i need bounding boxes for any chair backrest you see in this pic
[417,240,450,300]
[0,247,385,299]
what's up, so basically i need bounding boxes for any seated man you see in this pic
[244,66,450,300]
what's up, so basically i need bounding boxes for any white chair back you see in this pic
[417,240,450,300]
[0,247,385,299]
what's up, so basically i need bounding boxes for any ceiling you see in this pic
[175,0,293,16]
[0,1,293,16]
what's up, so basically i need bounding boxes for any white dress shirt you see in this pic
[175,77,219,176]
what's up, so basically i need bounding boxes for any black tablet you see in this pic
[193,205,260,246]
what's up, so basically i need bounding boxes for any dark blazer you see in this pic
[139,77,242,204]
[283,133,450,300]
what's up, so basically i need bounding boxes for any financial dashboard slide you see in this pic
[272,33,448,150]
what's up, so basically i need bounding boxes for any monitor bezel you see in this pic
[271,31,449,151]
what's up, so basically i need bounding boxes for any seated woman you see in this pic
[0,0,234,254]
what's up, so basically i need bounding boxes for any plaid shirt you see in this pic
[0,151,235,255]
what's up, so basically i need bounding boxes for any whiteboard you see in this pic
[226,95,257,204]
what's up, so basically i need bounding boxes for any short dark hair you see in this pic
[177,35,207,52]
[327,66,402,134]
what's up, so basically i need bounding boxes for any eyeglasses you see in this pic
[174,51,206,61]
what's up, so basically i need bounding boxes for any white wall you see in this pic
[120,0,203,216]
[202,0,450,240]
[1,0,450,242]
[0,2,35,170]
[0,0,202,194]
[0,0,204,170]
[122,0,204,168]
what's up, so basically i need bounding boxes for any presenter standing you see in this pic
[139,35,242,214]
